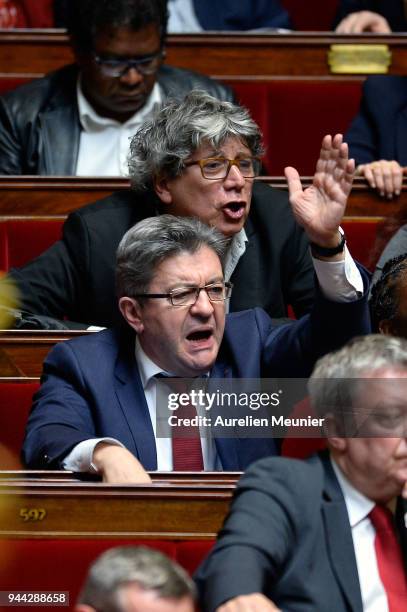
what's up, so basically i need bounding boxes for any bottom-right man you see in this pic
[196,334,407,612]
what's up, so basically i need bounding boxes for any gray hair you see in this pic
[76,546,196,611]
[116,215,228,298]
[128,90,264,190]
[308,334,407,422]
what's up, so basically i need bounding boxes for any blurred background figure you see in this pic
[335,0,407,33]
[167,0,291,33]
[75,546,196,612]
[345,74,407,199]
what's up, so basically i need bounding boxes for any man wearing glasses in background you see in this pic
[22,129,371,481]
[0,0,233,175]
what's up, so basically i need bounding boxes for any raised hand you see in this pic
[284,134,354,248]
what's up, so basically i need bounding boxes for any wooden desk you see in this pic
[0,176,404,217]
[0,31,405,78]
[0,477,236,539]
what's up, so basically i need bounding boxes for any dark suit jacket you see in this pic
[8,181,315,324]
[196,453,372,611]
[0,63,234,175]
[334,0,407,31]
[346,75,407,166]
[192,0,291,30]
[22,283,370,471]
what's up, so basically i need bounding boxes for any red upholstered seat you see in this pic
[342,218,380,270]
[229,80,362,175]
[281,397,327,459]
[0,219,62,270]
[0,381,39,467]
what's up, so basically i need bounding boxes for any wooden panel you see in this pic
[0,176,404,217]
[0,330,91,376]
[0,479,234,539]
[0,31,406,78]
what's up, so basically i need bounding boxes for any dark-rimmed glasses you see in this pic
[184,157,261,180]
[134,282,233,306]
[93,51,164,77]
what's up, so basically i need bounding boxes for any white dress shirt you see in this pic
[331,459,389,612]
[75,79,162,176]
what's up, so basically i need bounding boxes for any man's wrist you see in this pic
[310,227,346,259]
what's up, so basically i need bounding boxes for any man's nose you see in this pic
[224,163,246,189]
[120,67,144,86]
[190,289,215,316]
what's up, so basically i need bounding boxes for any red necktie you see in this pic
[157,377,204,471]
[369,504,407,612]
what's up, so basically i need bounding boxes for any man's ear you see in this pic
[118,297,144,333]
[323,413,347,451]
[154,177,173,206]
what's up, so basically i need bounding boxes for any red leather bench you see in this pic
[229,79,362,174]
[0,216,381,273]
[0,380,39,467]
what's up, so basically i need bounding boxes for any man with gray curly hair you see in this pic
[197,334,407,611]
[7,90,315,328]
[75,546,195,612]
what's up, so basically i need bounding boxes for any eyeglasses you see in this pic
[184,156,261,180]
[134,282,233,306]
[93,51,164,77]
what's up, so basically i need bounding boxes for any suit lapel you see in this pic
[114,343,158,470]
[210,360,240,469]
[321,456,364,612]
[39,104,80,174]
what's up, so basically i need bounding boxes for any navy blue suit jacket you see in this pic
[346,75,407,165]
[192,0,291,31]
[22,281,370,471]
[196,453,367,611]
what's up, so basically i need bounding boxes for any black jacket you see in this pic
[0,63,234,175]
[8,181,314,327]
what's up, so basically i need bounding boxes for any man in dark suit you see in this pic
[0,0,233,175]
[7,92,314,327]
[196,334,407,611]
[22,134,371,482]
[345,75,407,199]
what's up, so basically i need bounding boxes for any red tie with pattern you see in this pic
[158,376,204,471]
[369,504,407,611]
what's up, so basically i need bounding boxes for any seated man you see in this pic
[22,135,370,482]
[345,74,407,199]
[75,546,195,612]
[196,334,407,611]
[0,0,233,175]
[7,92,315,326]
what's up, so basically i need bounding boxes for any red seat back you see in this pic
[0,219,63,270]
[0,381,39,466]
[282,0,339,30]
[229,80,362,175]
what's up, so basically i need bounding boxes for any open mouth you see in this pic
[187,330,213,343]
[222,201,246,220]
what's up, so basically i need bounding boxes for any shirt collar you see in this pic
[224,227,248,282]
[331,457,375,527]
[77,77,162,132]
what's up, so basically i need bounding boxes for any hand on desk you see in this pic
[284,134,354,260]
[335,11,391,34]
[92,442,152,484]
[216,593,281,611]
[356,160,404,199]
